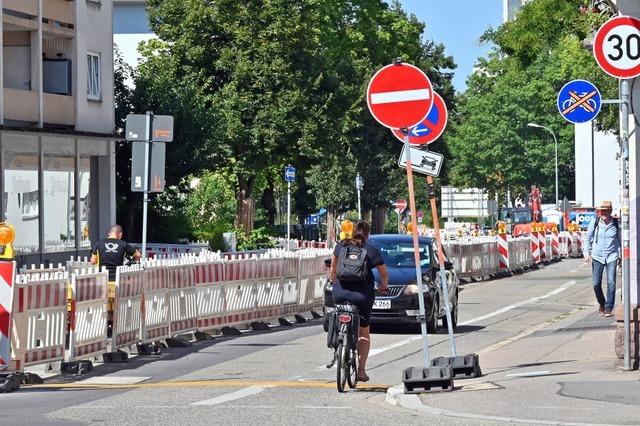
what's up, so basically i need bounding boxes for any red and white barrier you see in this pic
[140,261,170,344]
[111,265,144,352]
[551,231,560,259]
[538,231,546,261]
[531,232,541,264]
[68,268,109,362]
[298,252,328,311]
[0,261,15,370]
[254,256,284,321]
[498,234,509,270]
[10,271,67,371]
[195,258,226,331]
[222,256,257,326]
[166,258,198,336]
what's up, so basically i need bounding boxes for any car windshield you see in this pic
[369,240,430,268]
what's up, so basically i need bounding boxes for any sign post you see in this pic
[126,112,173,260]
[367,60,433,369]
[356,174,364,220]
[284,166,296,249]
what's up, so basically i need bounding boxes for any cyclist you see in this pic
[329,220,388,382]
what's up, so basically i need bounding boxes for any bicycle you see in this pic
[326,302,360,392]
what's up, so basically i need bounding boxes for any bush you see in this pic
[236,227,277,251]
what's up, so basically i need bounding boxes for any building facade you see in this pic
[113,0,153,73]
[503,0,532,22]
[0,0,115,265]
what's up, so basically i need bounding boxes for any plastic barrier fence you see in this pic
[195,257,226,331]
[68,268,109,362]
[140,260,170,344]
[222,255,257,326]
[10,271,67,371]
[166,258,198,336]
[111,265,144,352]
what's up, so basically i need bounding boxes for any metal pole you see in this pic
[287,181,291,249]
[357,174,362,220]
[403,133,430,367]
[427,174,456,356]
[141,111,152,261]
[620,78,631,371]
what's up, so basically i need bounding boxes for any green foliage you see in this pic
[448,0,618,203]
[236,227,277,251]
[185,172,236,230]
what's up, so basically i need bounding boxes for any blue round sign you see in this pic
[556,79,602,124]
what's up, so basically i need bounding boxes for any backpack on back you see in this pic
[336,244,368,282]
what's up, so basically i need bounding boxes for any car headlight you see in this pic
[404,284,419,295]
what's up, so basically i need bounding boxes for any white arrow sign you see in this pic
[398,145,444,177]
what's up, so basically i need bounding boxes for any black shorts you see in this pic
[332,280,374,327]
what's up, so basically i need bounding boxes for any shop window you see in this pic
[77,158,91,248]
[4,151,39,253]
[43,155,75,252]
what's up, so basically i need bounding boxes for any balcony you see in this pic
[3,88,38,123]
[43,92,75,126]
[4,0,38,17]
[43,0,75,26]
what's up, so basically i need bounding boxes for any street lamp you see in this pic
[527,122,559,208]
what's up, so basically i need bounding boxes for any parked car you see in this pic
[323,234,459,332]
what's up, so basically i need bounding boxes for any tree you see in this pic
[448,0,617,203]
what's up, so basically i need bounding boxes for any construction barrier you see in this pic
[195,257,227,331]
[9,270,67,372]
[0,261,15,369]
[110,265,144,353]
[68,268,109,362]
[166,258,198,337]
[140,260,170,344]
[223,255,257,326]
[254,255,284,321]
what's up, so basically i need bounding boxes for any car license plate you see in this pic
[373,300,391,310]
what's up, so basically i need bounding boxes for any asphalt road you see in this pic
[0,258,601,426]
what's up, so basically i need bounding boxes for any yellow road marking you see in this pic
[24,379,390,391]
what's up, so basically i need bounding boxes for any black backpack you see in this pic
[336,244,368,282]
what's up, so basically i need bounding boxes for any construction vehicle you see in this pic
[498,207,532,234]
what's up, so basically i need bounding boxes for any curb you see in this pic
[384,384,621,426]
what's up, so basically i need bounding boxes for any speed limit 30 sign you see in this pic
[594,15,640,78]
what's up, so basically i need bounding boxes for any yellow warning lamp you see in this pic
[551,224,558,233]
[497,221,506,235]
[406,222,414,234]
[0,222,16,260]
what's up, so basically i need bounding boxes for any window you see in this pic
[87,52,101,100]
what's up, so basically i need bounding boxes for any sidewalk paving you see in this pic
[386,304,640,425]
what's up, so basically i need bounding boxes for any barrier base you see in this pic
[402,366,454,394]
[310,310,323,319]
[194,331,215,341]
[221,326,242,336]
[60,360,93,375]
[165,337,192,348]
[294,314,307,324]
[278,317,294,327]
[431,354,482,379]
[136,343,162,356]
[250,321,270,331]
[103,350,129,363]
[0,372,23,393]
[23,372,44,385]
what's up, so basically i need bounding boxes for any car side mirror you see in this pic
[324,258,332,268]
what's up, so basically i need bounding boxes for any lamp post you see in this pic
[527,122,559,208]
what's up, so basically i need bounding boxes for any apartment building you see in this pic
[113,0,152,71]
[0,0,115,264]
[503,0,533,22]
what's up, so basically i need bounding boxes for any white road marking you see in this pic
[369,336,422,357]
[459,280,577,326]
[191,385,275,406]
[132,405,351,410]
[78,376,150,385]
[370,89,430,104]
[505,370,550,378]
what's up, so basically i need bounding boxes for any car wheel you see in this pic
[427,298,438,334]
[442,293,458,330]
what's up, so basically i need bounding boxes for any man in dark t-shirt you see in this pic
[90,224,141,280]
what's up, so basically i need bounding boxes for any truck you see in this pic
[498,207,532,235]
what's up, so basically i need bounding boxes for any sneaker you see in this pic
[604,309,612,317]
[598,305,605,316]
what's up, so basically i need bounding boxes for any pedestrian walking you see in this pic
[585,201,621,317]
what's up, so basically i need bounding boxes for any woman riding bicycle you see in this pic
[329,221,389,382]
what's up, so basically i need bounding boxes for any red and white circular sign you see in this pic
[391,92,448,145]
[594,15,640,78]
[367,63,434,130]
[394,199,407,210]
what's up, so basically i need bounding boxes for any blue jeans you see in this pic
[592,259,617,310]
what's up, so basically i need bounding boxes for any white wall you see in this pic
[74,0,114,134]
[574,122,620,211]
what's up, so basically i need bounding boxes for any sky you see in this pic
[399,0,503,91]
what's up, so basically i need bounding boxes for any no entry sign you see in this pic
[391,92,448,145]
[367,63,434,129]
[594,15,640,78]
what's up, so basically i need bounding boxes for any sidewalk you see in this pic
[386,304,640,425]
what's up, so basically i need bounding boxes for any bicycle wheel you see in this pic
[336,340,349,393]
[347,347,358,389]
